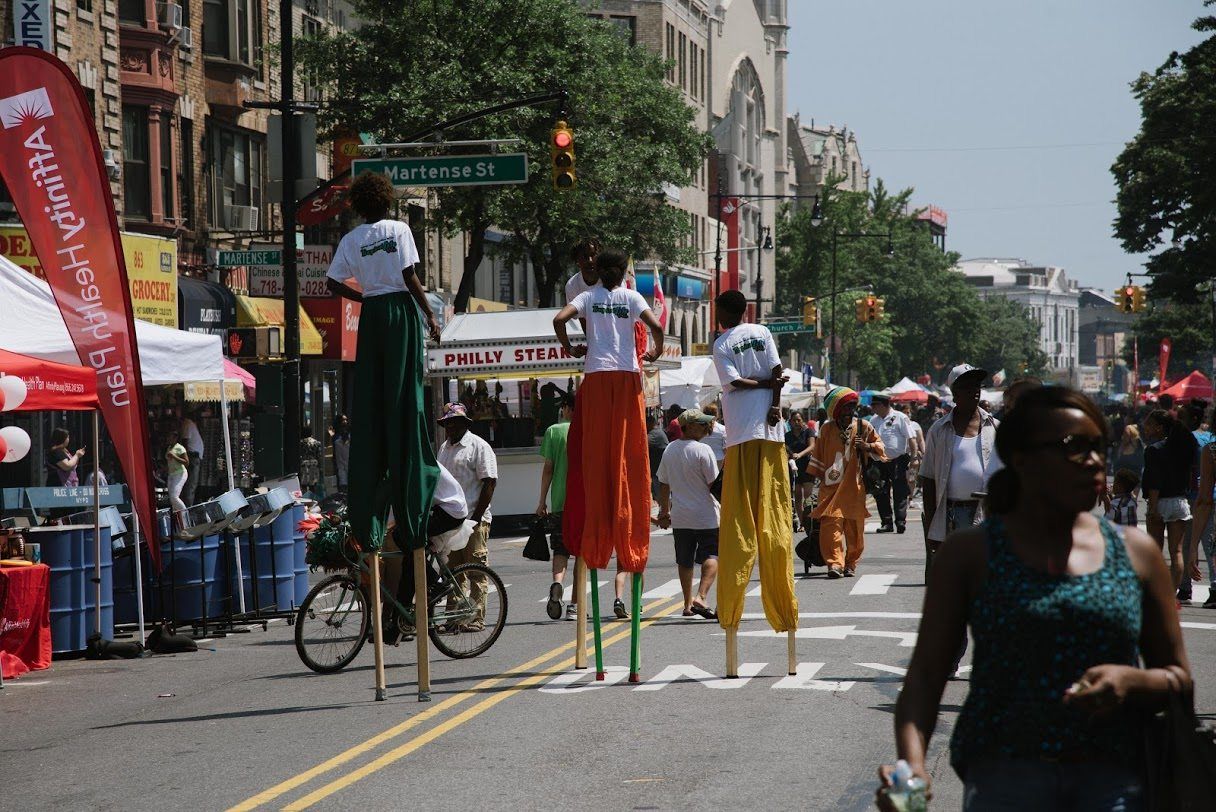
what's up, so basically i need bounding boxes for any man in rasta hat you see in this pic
[807,386,886,578]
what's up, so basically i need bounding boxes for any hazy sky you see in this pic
[786,0,1206,293]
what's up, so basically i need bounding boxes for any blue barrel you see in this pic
[161,533,226,623]
[291,505,310,607]
[233,509,296,612]
[113,544,152,627]
[40,525,113,654]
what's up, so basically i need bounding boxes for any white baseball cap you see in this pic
[946,363,988,388]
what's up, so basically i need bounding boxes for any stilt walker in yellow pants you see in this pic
[711,291,799,677]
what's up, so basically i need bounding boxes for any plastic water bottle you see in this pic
[886,760,928,812]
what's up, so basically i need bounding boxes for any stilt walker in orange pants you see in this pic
[555,248,665,683]
[711,291,799,678]
[806,386,886,579]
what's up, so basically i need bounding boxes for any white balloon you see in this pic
[0,375,27,411]
[0,425,31,462]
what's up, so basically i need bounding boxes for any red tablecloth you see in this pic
[1,564,52,679]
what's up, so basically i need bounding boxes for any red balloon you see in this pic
[0,433,7,463]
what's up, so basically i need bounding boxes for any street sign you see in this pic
[352,153,529,188]
[218,249,281,267]
[764,321,810,335]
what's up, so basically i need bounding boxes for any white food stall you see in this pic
[427,308,677,523]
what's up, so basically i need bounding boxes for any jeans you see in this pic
[963,759,1143,812]
[1180,512,1215,599]
[874,454,911,528]
[182,452,201,505]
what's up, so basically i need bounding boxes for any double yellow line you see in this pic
[230,595,685,811]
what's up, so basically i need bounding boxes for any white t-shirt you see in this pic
[181,418,204,455]
[701,422,727,463]
[656,439,720,530]
[712,323,783,448]
[326,220,420,298]
[870,410,915,458]
[565,272,599,304]
[437,430,499,523]
[946,433,986,500]
[570,286,650,374]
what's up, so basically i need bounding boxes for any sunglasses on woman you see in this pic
[1029,434,1106,464]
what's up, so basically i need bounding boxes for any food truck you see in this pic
[427,308,678,524]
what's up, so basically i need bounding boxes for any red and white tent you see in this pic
[0,348,99,411]
[1158,370,1212,403]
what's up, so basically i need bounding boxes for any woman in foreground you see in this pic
[878,386,1190,811]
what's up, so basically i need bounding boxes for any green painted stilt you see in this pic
[628,572,642,683]
[590,570,604,679]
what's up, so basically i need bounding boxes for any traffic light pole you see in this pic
[281,0,300,477]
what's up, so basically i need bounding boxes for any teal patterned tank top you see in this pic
[949,516,1142,777]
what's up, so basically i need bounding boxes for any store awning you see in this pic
[183,360,256,403]
[179,275,236,338]
[234,295,323,355]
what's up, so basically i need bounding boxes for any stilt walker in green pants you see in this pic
[326,172,443,697]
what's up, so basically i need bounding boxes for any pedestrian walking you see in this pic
[1141,408,1196,595]
[711,289,799,635]
[179,412,204,504]
[869,393,921,534]
[436,403,497,631]
[1112,424,1144,481]
[920,364,1001,581]
[655,408,720,619]
[877,385,1190,811]
[1105,468,1140,527]
[330,414,351,492]
[784,411,814,520]
[664,403,685,442]
[554,247,664,679]
[326,170,443,554]
[1186,438,1216,607]
[806,386,886,578]
[700,402,728,465]
[538,396,580,621]
[165,430,189,517]
[647,412,669,499]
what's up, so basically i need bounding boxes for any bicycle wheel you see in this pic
[428,563,508,659]
[295,573,369,673]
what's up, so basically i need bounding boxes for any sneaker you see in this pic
[875,525,894,534]
[1177,586,1192,603]
[565,602,578,621]
[827,567,843,579]
[613,598,629,619]
[896,525,906,534]
[546,582,564,620]
[844,568,856,577]
[1203,592,1216,609]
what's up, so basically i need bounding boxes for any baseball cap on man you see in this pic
[437,402,472,422]
[677,408,715,429]
[947,363,988,388]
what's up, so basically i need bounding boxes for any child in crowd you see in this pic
[1105,468,1140,527]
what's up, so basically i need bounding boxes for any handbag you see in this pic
[522,517,551,562]
[1144,666,1216,811]
[858,418,885,493]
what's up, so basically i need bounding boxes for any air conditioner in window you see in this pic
[102,149,121,181]
[157,2,183,30]
[224,205,259,232]
[177,26,193,49]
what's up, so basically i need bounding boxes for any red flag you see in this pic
[653,266,668,330]
[0,48,160,569]
[1159,337,1172,389]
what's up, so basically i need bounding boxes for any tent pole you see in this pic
[92,410,102,639]
[132,510,146,648]
[218,380,246,614]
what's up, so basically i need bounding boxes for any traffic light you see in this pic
[855,297,868,323]
[1116,285,1136,313]
[802,296,818,327]
[1131,285,1147,313]
[550,120,576,190]
[871,297,885,322]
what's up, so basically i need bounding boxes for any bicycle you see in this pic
[294,546,507,674]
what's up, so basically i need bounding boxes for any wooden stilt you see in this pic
[725,627,738,678]
[787,629,797,676]
[414,547,431,702]
[369,552,387,701]
[574,558,588,669]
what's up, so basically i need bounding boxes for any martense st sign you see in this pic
[218,249,281,267]
[352,154,529,188]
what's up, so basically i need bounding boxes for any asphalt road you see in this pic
[3,511,1215,811]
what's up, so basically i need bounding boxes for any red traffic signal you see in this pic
[550,121,576,190]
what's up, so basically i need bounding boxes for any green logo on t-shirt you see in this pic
[729,337,766,354]
[360,237,398,257]
[591,303,630,318]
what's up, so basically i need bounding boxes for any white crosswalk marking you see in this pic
[746,583,762,597]
[850,574,898,595]
[634,662,765,691]
[856,662,907,677]
[642,578,683,599]
[537,580,608,603]
[773,662,856,691]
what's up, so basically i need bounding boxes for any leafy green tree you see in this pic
[1111,3,1216,304]
[297,0,709,310]
[1121,301,1213,381]
[775,180,1046,386]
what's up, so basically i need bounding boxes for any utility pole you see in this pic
[281,0,300,477]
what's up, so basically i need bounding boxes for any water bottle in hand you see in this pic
[885,760,928,812]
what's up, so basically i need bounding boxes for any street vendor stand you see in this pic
[426,309,679,523]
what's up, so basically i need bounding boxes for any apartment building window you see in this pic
[301,15,324,101]
[606,15,636,45]
[77,0,94,12]
[203,0,263,70]
[665,24,675,82]
[678,32,687,90]
[160,115,175,219]
[699,50,706,105]
[208,122,264,230]
[122,106,151,219]
[688,43,697,98]
[118,0,146,25]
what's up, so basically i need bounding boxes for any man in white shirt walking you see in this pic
[436,403,498,631]
[869,393,921,534]
[656,409,720,619]
[179,413,204,505]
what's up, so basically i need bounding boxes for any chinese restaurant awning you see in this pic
[234,295,323,355]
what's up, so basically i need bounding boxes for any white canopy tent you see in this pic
[659,356,720,409]
[0,254,224,383]
[887,377,925,395]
